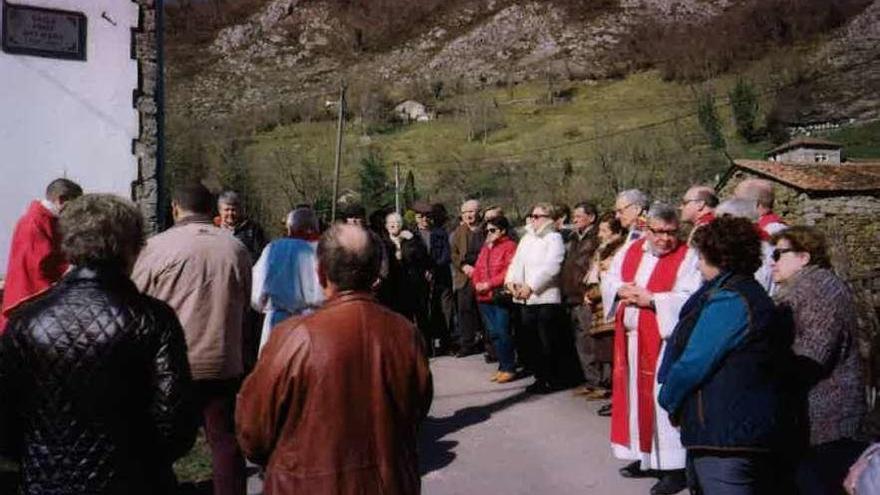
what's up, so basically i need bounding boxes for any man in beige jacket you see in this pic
[132,183,252,495]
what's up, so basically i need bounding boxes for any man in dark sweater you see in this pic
[561,202,600,393]
[413,201,453,355]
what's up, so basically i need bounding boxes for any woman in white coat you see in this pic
[505,203,580,394]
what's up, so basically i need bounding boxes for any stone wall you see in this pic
[131,0,161,233]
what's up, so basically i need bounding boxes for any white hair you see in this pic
[217,190,241,206]
[385,212,403,225]
[617,189,649,211]
[286,207,318,232]
[716,198,759,221]
[460,199,481,212]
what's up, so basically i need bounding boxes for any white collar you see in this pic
[40,199,60,217]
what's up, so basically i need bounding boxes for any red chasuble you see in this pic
[610,238,688,454]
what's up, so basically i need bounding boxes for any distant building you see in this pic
[767,137,843,164]
[394,100,433,123]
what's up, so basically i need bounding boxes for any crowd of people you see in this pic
[0,175,877,495]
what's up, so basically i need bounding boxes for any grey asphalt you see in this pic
[420,355,655,495]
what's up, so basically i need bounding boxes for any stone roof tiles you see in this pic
[731,160,880,193]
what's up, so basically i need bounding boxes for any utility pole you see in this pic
[331,80,347,222]
[394,162,401,214]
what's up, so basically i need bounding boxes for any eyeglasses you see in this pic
[649,228,678,237]
[680,198,700,206]
[614,203,633,214]
[771,248,796,262]
[528,213,550,219]
[486,227,500,233]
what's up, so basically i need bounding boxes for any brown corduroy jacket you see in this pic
[236,292,433,495]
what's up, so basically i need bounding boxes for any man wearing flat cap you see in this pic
[413,201,453,355]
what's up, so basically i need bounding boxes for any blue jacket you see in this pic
[658,273,790,451]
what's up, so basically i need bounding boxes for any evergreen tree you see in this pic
[697,92,726,150]
[358,152,393,214]
[403,170,418,209]
[729,78,760,142]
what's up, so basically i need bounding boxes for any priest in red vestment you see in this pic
[1,178,82,330]
[601,203,701,495]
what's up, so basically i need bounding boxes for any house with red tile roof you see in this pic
[717,139,880,276]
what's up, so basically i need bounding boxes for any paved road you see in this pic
[421,355,655,495]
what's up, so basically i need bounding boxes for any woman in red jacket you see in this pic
[472,216,518,383]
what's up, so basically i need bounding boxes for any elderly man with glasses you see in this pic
[614,189,650,242]
[601,203,701,495]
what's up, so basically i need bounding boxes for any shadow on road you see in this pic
[419,389,534,475]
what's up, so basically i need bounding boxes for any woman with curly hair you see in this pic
[657,216,790,493]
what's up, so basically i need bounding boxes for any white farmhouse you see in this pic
[394,100,433,123]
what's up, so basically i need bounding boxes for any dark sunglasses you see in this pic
[771,248,796,262]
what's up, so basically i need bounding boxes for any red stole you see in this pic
[754,224,770,241]
[695,212,715,227]
[610,238,688,453]
[757,213,784,231]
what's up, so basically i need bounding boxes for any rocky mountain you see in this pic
[165,0,879,127]
[167,0,723,116]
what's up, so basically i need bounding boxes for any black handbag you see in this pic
[490,287,513,306]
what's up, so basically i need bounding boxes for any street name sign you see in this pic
[2,2,87,61]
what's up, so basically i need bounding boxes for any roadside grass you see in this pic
[174,434,213,483]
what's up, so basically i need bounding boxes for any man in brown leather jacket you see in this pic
[236,224,433,495]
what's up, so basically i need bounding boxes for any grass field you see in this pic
[174,434,213,483]
[242,69,790,220]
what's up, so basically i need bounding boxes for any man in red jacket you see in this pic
[1,178,83,328]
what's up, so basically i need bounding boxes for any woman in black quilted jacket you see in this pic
[0,194,198,495]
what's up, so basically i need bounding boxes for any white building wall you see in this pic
[0,0,139,277]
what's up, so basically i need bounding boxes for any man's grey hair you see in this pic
[734,179,775,209]
[460,199,481,212]
[217,190,242,207]
[646,202,679,224]
[716,198,759,221]
[617,189,649,211]
[60,194,145,268]
[287,206,318,232]
[385,212,403,225]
